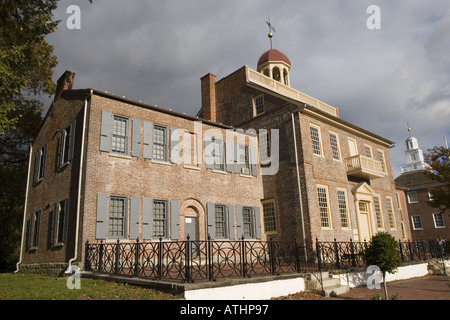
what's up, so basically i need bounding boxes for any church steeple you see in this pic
[401,129,426,173]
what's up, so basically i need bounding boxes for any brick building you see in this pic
[17,49,411,274]
[395,135,449,242]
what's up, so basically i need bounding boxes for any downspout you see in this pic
[291,111,308,261]
[66,90,92,273]
[15,145,33,273]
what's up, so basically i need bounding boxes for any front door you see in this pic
[185,217,197,240]
[357,201,372,241]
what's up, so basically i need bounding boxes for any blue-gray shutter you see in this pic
[227,205,235,239]
[234,142,240,173]
[254,206,262,239]
[225,141,233,172]
[129,196,140,239]
[34,211,41,247]
[236,205,243,238]
[41,144,47,178]
[249,146,257,177]
[100,110,111,152]
[62,199,70,242]
[142,197,153,240]
[51,203,57,244]
[170,200,179,239]
[170,128,179,164]
[131,119,141,157]
[96,193,108,239]
[143,121,153,159]
[204,136,212,169]
[68,120,76,161]
[207,202,215,239]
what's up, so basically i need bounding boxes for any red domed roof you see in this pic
[257,49,291,67]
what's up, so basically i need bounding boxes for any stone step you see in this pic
[306,276,341,291]
[321,285,350,298]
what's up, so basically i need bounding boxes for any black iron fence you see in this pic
[84,237,449,283]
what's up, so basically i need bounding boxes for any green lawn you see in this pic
[0,273,178,300]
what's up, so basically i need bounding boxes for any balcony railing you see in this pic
[345,154,384,179]
[246,68,339,117]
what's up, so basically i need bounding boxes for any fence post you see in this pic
[158,237,163,280]
[134,238,140,277]
[294,240,301,273]
[84,241,90,271]
[98,240,104,273]
[398,239,405,262]
[350,238,356,268]
[315,238,322,271]
[185,234,192,283]
[207,234,214,281]
[241,235,247,278]
[334,238,340,270]
[269,237,277,275]
[114,239,120,275]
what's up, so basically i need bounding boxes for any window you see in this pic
[386,197,396,229]
[183,131,199,167]
[377,150,386,173]
[258,130,271,164]
[337,190,349,228]
[108,196,127,238]
[33,145,47,183]
[263,201,277,233]
[214,205,226,238]
[243,207,254,238]
[153,200,167,238]
[211,139,224,171]
[373,196,384,229]
[359,201,369,214]
[111,115,129,154]
[433,213,445,228]
[153,125,168,161]
[57,121,76,169]
[310,126,322,156]
[52,199,69,245]
[364,145,372,158]
[27,211,41,249]
[329,132,341,160]
[407,191,418,204]
[239,145,250,174]
[253,95,265,116]
[411,215,423,230]
[317,186,331,228]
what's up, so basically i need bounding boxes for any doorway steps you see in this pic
[305,271,350,297]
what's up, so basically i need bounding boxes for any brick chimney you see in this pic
[54,70,75,101]
[201,73,216,122]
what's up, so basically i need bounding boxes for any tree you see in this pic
[424,146,450,213]
[0,0,59,134]
[364,232,402,300]
[0,0,59,270]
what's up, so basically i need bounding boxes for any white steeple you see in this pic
[400,129,426,173]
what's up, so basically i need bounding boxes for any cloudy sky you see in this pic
[46,0,450,177]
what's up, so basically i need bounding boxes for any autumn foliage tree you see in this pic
[424,146,450,214]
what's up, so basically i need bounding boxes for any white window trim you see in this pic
[411,215,423,230]
[407,191,418,204]
[310,124,324,157]
[317,184,332,229]
[329,131,342,162]
[432,212,446,229]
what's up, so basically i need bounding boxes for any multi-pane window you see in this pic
[310,126,322,156]
[153,125,168,161]
[377,150,387,173]
[111,116,128,154]
[433,213,445,228]
[259,130,271,164]
[411,215,423,230]
[373,196,384,229]
[317,186,331,228]
[214,205,226,238]
[263,201,277,233]
[34,145,47,183]
[239,145,250,173]
[211,139,224,171]
[108,197,126,238]
[329,133,340,160]
[386,197,396,229]
[243,207,254,238]
[56,200,66,243]
[153,200,167,238]
[254,95,264,115]
[407,191,418,204]
[364,145,372,158]
[337,190,349,228]
[32,211,41,248]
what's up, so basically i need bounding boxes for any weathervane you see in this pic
[266,14,276,49]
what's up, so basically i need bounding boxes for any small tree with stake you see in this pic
[364,232,402,300]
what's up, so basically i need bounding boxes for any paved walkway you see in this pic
[328,275,450,300]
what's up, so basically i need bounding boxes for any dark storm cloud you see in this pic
[46,0,450,177]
